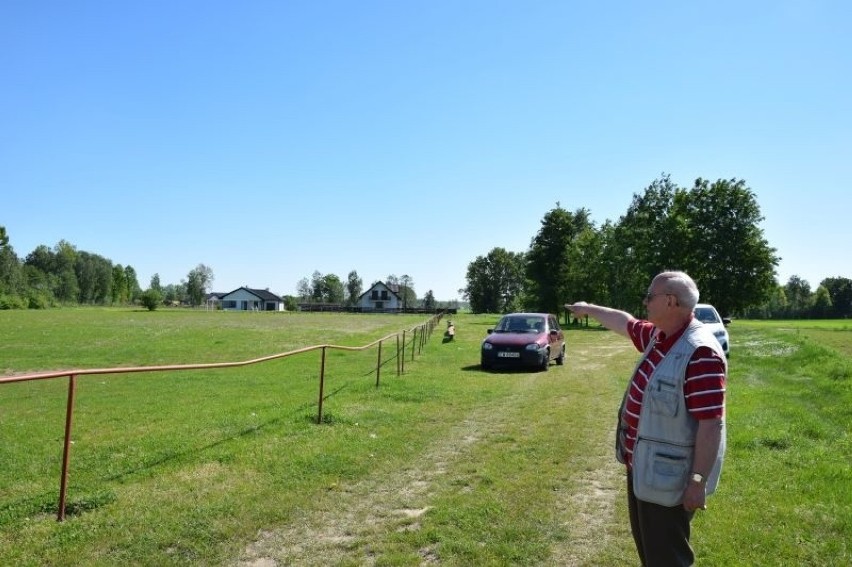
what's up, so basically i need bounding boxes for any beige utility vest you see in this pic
[617,319,727,506]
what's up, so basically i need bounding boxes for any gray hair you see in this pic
[656,271,700,310]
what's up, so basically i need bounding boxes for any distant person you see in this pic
[566,271,727,566]
[444,320,455,341]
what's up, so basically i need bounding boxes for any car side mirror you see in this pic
[722,318,731,326]
[487,329,494,334]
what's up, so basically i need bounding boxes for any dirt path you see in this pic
[235,390,526,566]
[235,346,629,566]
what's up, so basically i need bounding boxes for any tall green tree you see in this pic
[304,271,345,303]
[322,274,345,304]
[821,277,852,318]
[464,247,525,313]
[75,251,112,304]
[54,240,79,303]
[784,275,812,318]
[309,271,326,303]
[124,266,141,303]
[399,274,415,310]
[811,285,833,318]
[0,246,23,296]
[25,245,54,272]
[673,178,779,316]
[0,226,23,297]
[296,277,312,302]
[111,264,129,304]
[525,204,594,313]
[422,290,436,310]
[565,225,607,307]
[186,264,214,306]
[603,176,680,314]
[346,270,363,306]
[162,283,186,304]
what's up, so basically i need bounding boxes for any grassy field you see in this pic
[1,310,849,566]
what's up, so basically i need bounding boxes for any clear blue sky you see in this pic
[2,1,850,301]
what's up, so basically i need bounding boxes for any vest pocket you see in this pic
[647,377,679,417]
[633,438,693,506]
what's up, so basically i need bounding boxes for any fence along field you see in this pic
[1,311,442,522]
[1,310,850,565]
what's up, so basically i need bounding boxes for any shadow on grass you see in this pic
[460,364,551,375]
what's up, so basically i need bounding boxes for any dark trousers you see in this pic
[627,473,695,567]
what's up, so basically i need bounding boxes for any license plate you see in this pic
[498,351,520,358]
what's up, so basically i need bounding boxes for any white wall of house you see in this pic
[220,288,283,311]
[357,282,402,311]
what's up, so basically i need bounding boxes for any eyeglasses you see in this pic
[644,291,672,302]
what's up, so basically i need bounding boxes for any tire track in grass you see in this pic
[546,428,625,566]
[544,337,635,566]
[236,337,634,566]
[235,380,539,566]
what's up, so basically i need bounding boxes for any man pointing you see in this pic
[566,270,727,567]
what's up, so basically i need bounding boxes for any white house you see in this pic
[357,281,402,311]
[220,287,285,311]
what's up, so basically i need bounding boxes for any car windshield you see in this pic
[496,316,544,333]
[694,307,721,324]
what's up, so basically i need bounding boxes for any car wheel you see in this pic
[539,350,549,372]
[556,344,566,365]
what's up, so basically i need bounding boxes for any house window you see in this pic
[223,300,237,309]
[381,291,389,300]
[376,301,384,309]
[371,291,378,299]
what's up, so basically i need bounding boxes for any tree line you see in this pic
[0,227,214,310]
[461,175,852,319]
[0,226,448,312]
[292,271,445,311]
[4,174,849,318]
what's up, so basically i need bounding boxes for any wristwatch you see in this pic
[689,472,706,484]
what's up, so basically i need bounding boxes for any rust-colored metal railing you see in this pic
[0,312,444,521]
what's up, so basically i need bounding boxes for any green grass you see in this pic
[1,310,849,565]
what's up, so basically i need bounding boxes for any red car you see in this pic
[481,313,566,371]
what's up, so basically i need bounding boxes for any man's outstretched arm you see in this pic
[565,302,635,339]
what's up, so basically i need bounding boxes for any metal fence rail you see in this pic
[0,313,444,521]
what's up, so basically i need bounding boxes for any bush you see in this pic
[27,291,52,309]
[139,289,163,311]
[0,293,27,310]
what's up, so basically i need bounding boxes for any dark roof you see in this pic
[358,281,402,300]
[222,287,283,302]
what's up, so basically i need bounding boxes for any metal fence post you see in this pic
[316,347,327,424]
[58,374,77,521]
[375,341,382,388]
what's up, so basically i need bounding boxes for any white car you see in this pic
[693,303,730,356]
